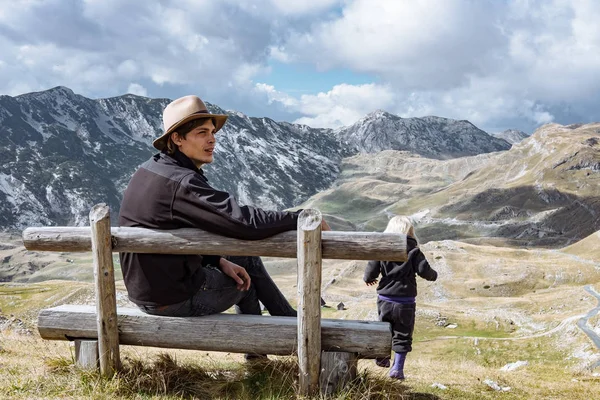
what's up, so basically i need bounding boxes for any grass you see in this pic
[414,319,514,341]
[312,188,388,224]
[1,324,599,400]
[0,281,93,320]
[404,335,600,399]
[0,331,423,400]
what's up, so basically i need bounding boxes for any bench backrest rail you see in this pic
[23,226,407,260]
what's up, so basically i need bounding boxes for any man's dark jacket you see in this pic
[363,245,437,297]
[119,150,299,306]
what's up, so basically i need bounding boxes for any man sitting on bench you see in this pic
[119,95,330,359]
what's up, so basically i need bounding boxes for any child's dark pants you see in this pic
[377,299,415,353]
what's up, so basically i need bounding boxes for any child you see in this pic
[364,216,438,380]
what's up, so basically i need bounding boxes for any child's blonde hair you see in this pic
[384,215,418,244]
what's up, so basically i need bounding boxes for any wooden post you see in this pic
[320,352,358,395]
[297,209,323,397]
[74,340,99,369]
[90,204,120,377]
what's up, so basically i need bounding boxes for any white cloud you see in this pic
[232,63,270,86]
[269,46,290,63]
[256,82,395,128]
[503,0,600,101]
[255,83,299,108]
[267,0,341,16]
[284,0,504,89]
[391,83,556,130]
[127,83,147,97]
[276,0,599,130]
[0,1,280,98]
[117,60,139,78]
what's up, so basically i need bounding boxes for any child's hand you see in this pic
[365,279,378,286]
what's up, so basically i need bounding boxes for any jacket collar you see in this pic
[159,149,204,175]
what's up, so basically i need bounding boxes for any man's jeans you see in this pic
[138,256,297,318]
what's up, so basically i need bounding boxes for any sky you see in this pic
[1,0,599,134]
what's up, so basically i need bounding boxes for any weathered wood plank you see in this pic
[297,209,323,396]
[74,340,98,369]
[22,227,408,261]
[320,352,358,395]
[89,204,120,377]
[37,305,392,359]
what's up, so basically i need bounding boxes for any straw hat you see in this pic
[153,95,228,150]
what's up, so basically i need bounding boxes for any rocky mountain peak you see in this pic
[492,129,529,145]
[336,111,510,159]
[362,109,397,120]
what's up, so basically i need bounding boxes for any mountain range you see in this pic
[0,86,510,231]
[303,122,600,246]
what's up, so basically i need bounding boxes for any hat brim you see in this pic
[152,113,228,151]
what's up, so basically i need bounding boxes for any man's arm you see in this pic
[173,174,331,240]
[201,255,221,267]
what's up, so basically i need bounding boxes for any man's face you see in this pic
[172,118,216,167]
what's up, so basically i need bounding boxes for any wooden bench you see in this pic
[24,204,408,396]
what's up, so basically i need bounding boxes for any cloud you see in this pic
[0,0,598,133]
[255,82,395,128]
[274,0,599,131]
[0,0,280,98]
[282,0,505,90]
[127,83,147,97]
[267,0,341,16]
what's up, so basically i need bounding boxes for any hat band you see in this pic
[167,110,212,133]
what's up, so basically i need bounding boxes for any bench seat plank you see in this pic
[38,305,391,359]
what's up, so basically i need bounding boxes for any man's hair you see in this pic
[384,215,418,244]
[166,117,216,155]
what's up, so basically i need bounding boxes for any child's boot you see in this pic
[389,352,406,379]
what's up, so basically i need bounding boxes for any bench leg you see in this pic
[319,351,358,395]
[74,340,99,369]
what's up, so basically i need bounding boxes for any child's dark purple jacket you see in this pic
[364,245,438,297]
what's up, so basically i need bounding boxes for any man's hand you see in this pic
[321,219,332,231]
[219,258,251,291]
[365,279,378,286]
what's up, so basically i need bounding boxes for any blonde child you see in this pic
[364,216,438,379]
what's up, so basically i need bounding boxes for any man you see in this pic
[119,95,329,330]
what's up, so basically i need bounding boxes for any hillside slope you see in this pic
[303,123,600,246]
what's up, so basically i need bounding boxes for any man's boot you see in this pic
[375,357,390,368]
[245,353,269,362]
